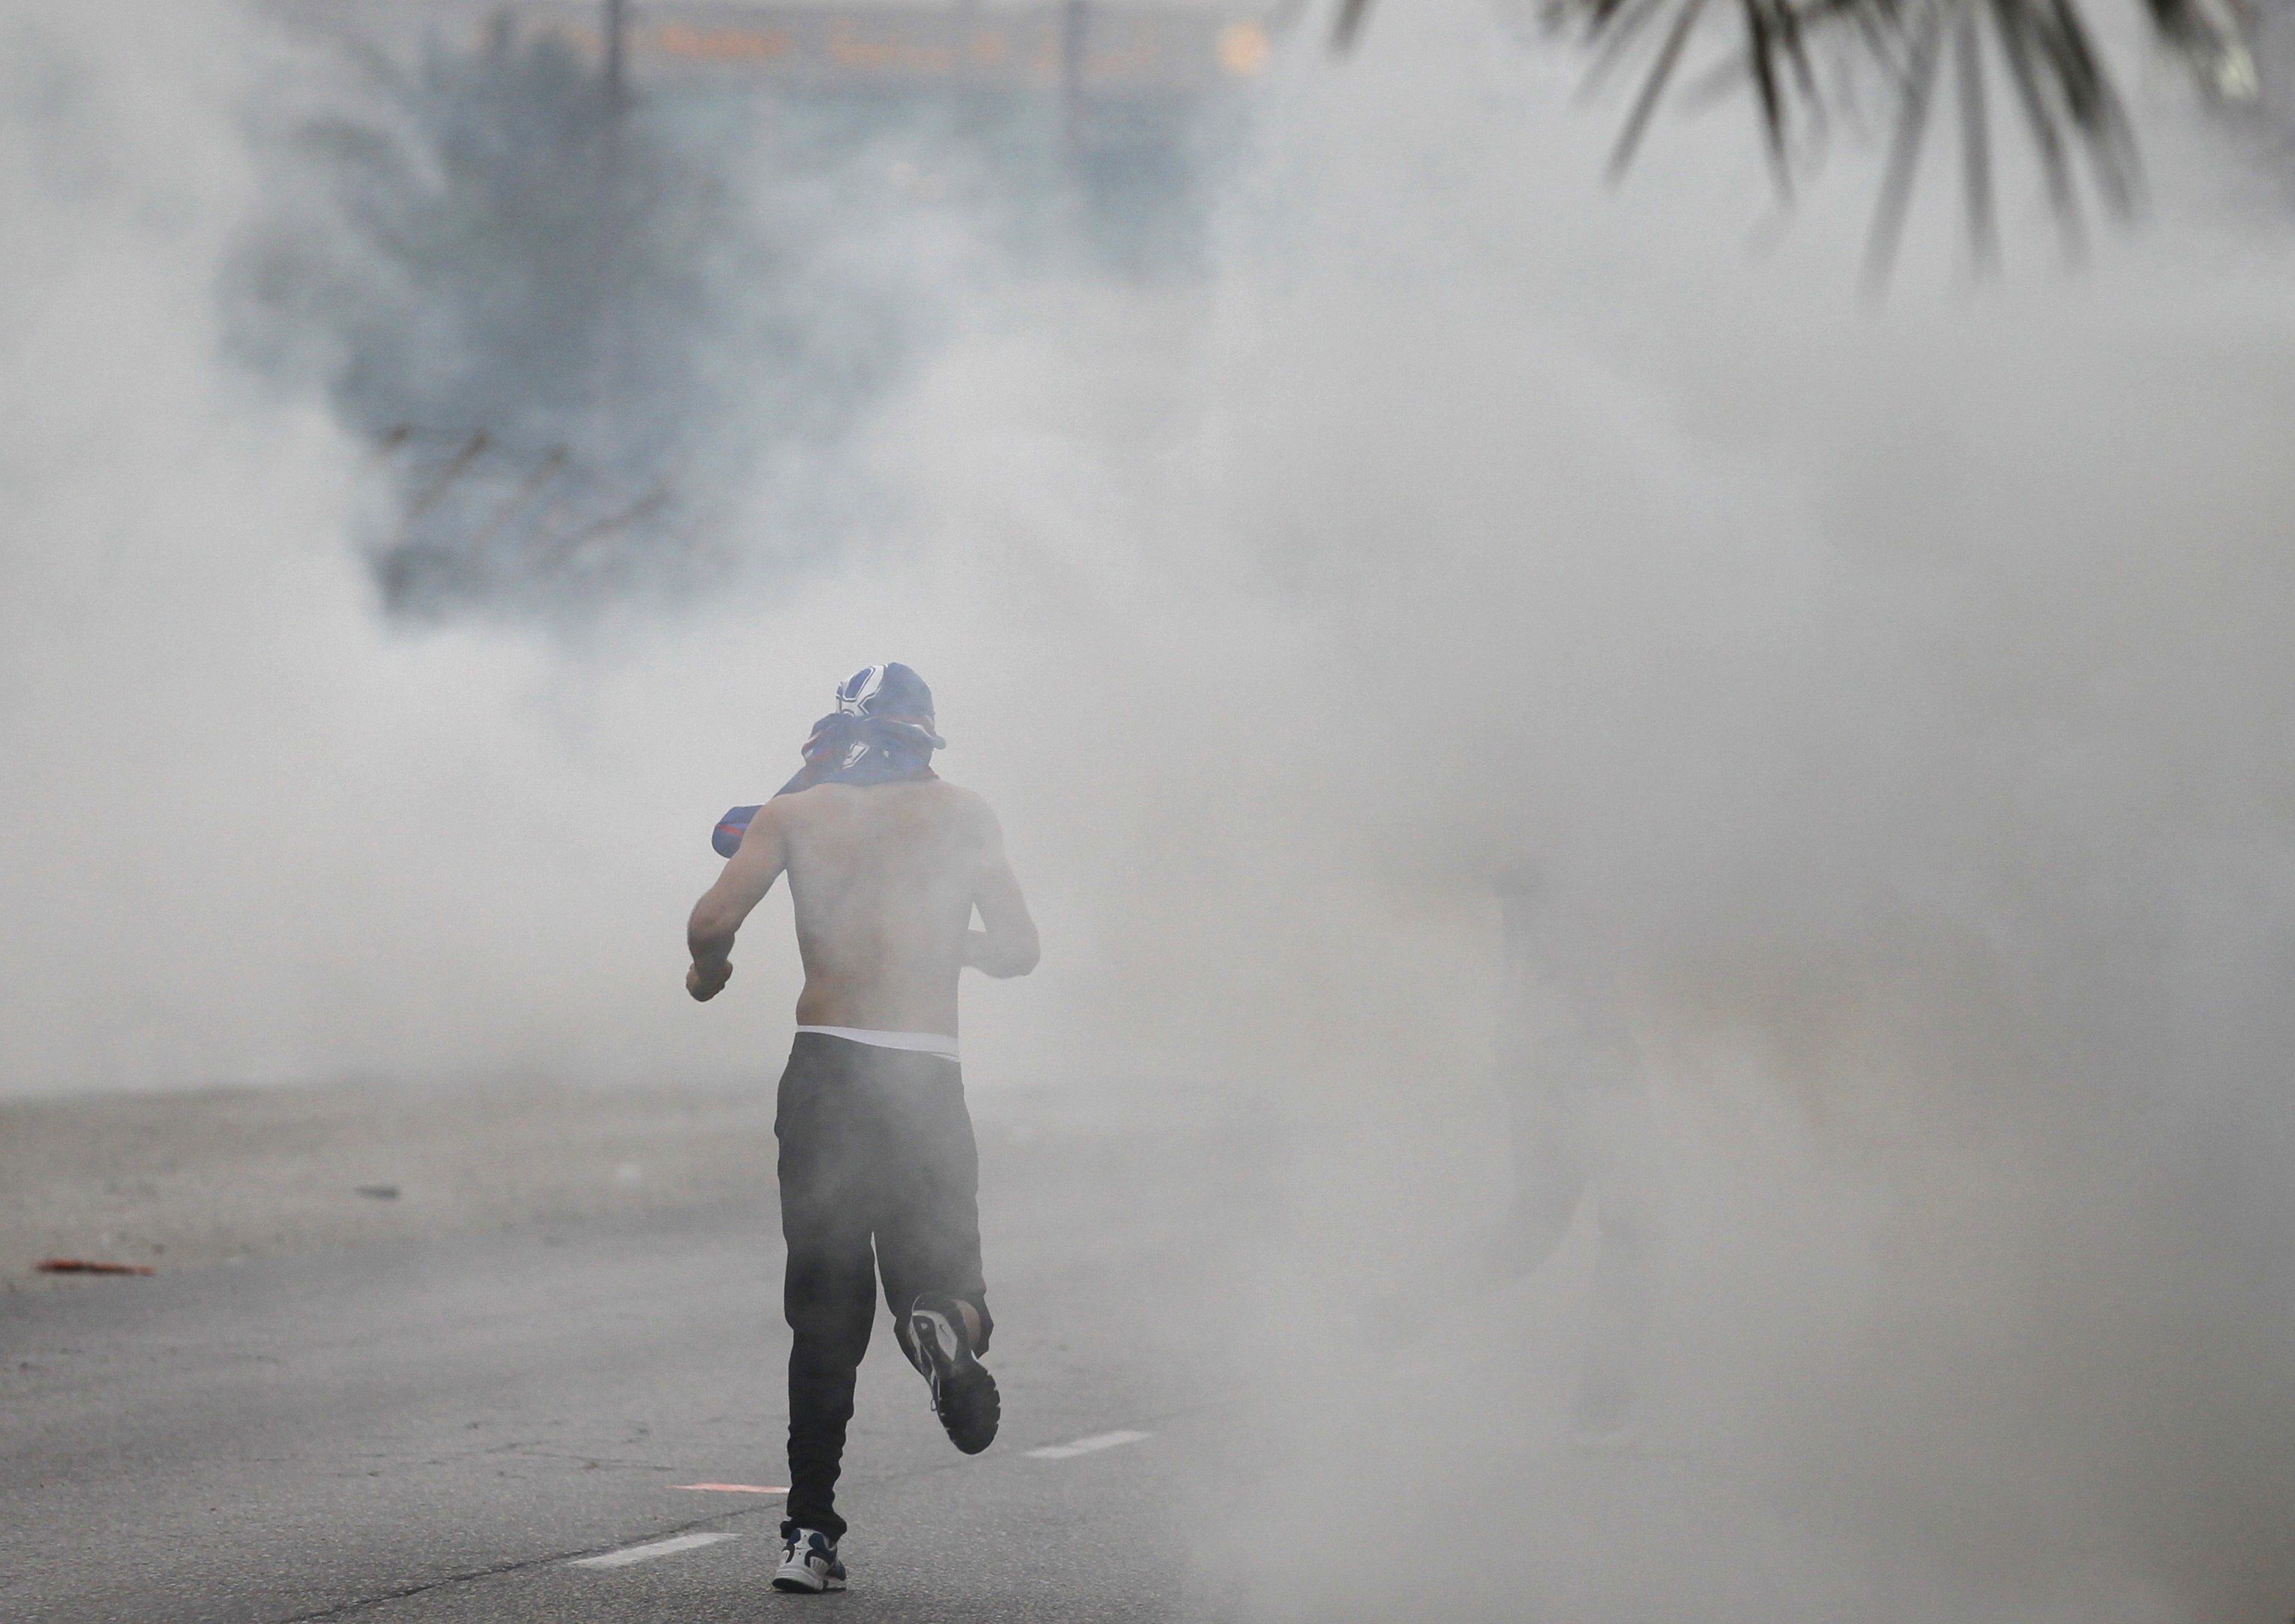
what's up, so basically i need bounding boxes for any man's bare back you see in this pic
[686,777,1038,1035]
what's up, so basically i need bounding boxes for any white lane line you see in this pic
[571,1532,739,1569]
[1026,1429,1152,1460]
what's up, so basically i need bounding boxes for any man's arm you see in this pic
[962,804,1039,979]
[685,801,790,1001]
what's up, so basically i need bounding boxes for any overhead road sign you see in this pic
[277,2,1277,93]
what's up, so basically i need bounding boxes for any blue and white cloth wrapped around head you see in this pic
[712,662,945,857]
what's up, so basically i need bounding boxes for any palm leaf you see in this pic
[1861,0,1948,289]
[1327,0,2258,282]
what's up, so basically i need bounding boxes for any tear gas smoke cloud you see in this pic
[5,0,2294,1618]
[1193,15,2295,1619]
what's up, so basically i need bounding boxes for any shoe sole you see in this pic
[772,1565,847,1593]
[909,1304,999,1454]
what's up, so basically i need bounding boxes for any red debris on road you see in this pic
[35,1259,156,1276]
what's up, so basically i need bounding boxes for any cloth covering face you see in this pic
[773,661,944,798]
[772,713,939,798]
[711,663,946,856]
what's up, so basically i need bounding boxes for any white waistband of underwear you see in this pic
[796,1025,960,1062]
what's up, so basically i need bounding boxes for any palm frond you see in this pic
[1327,0,2260,283]
[1861,0,1949,288]
[1608,0,1714,179]
[1989,0,2088,259]
[1956,2,2000,271]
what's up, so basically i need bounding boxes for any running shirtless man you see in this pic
[686,662,1039,1595]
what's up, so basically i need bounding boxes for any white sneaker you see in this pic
[905,1292,999,1454]
[772,1528,847,1593]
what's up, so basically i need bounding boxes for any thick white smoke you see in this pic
[0,2,804,1092]
[6,0,2295,1618]
[1173,11,2295,1621]
[0,0,1481,1103]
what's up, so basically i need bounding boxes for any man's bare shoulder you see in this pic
[924,779,1003,835]
[772,778,995,829]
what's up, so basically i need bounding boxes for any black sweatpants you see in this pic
[775,1032,992,1542]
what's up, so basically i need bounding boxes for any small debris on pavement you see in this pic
[353,1185,401,1200]
[36,1259,156,1276]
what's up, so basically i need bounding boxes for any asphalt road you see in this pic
[0,1107,1268,1624]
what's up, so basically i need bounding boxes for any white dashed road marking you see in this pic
[571,1532,739,1569]
[1026,1429,1151,1460]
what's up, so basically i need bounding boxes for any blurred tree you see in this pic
[226,20,921,620]
[241,25,731,474]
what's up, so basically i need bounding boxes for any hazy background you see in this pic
[6,0,2295,1618]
